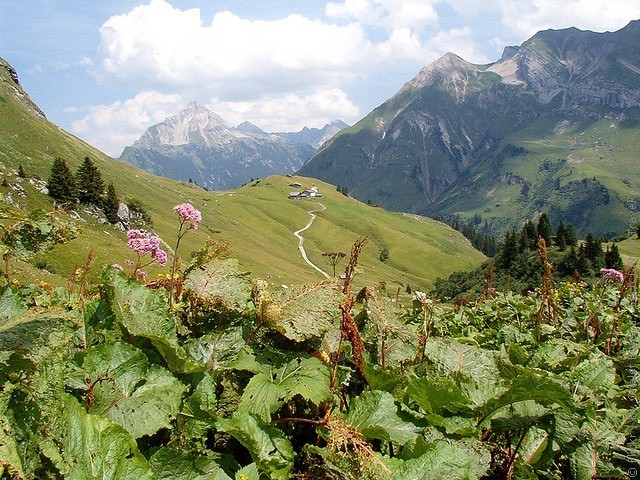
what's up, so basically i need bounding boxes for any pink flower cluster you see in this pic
[600,268,624,282]
[173,203,201,229]
[126,229,168,266]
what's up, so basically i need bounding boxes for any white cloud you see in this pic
[326,0,440,30]
[98,0,373,95]
[70,91,183,157]
[426,27,492,64]
[494,0,640,38]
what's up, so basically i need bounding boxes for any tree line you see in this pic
[47,156,120,223]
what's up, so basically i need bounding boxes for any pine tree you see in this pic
[47,157,77,204]
[497,231,518,269]
[102,182,120,224]
[584,233,604,268]
[536,213,553,246]
[604,243,623,270]
[76,156,104,205]
[558,245,579,276]
[564,223,577,247]
[17,164,26,178]
[555,221,567,251]
[576,244,590,274]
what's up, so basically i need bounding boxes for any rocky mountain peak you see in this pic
[133,102,242,149]
[403,52,483,103]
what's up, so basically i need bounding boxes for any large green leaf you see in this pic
[421,338,503,406]
[83,342,187,438]
[185,326,246,372]
[149,447,232,480]
[388,441,490,480]
[216,412,294,480]
[40,394,154,480]
[406,377,472,415]
[359,285,417,367]
[344,390,419,444]
[477,370,572,426]
[0,286,26,325]
[81,298,119,347]
[239,356,331,421]
[182,373,218,421]
[106,271,203,372]
[183,258,251,311]
[569,352,616,396]
[253,279,342,342]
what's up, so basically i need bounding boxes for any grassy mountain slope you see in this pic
[431,114,640,236]
[0,57,484,290]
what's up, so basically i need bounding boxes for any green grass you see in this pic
[0,58,485,290]
[436,115,640,237]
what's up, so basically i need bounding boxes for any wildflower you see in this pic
[125,229,166,267]
[125,259,135,267]
[173,203,201,229]
[112,263,123,271]
[152,247,168,267]
[134,269,147,280]
[413,291,430,304]
[600,268,624,282]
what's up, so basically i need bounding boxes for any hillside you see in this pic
[0,56,483,290]
[298,21,640,237]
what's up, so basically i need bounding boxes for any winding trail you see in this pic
[294,202,330,279]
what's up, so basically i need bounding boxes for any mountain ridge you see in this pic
[298,20,640,236]
[119,102,348,189]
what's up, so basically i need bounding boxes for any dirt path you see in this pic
[293,203,330,279]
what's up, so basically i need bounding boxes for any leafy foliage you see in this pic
[0,223,637,480]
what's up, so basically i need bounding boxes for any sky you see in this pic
[2,1,639,157]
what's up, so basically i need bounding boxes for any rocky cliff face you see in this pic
[298,21,640,235]
[0,57,46,120]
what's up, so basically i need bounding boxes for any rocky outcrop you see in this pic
[0,57,46,120]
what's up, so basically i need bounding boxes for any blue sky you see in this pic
[2,0,639,156]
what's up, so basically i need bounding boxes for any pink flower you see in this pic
[125,229,167,266]
[152,247,168,267]
[112,264,124,271]
[134,269,147,280]
[125,259,135,267]
[173,203,201,229]
[600,268,624,282]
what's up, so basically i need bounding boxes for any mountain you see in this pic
[0,57,483,289]
[276,120,350,149]
[119,103,347,190]
[298,21,640,237]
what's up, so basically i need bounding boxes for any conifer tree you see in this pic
[564,223,577,247]
[497,231,518,269]
[558,245,579,276]
[102,182,120,224]
[47,157,77,204]
[576,243,590,273]
[536,213,553,246]
[17,164,26,178]
[555,221,567,251]
[604,243,623,270]
[584,233,604,268]
[76,156,104,205]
